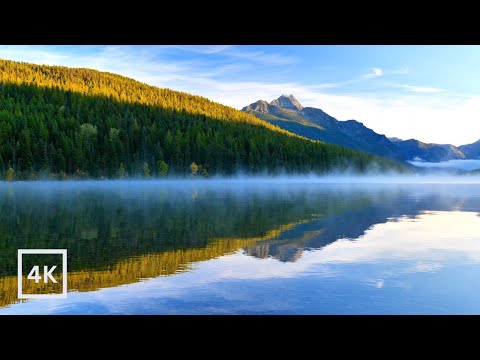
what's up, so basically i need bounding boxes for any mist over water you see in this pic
[1,177,480,314]
[3,172,480,188]
[409,159,480,171]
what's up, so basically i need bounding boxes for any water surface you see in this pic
[1,179,480,314]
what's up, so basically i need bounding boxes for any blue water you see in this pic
[1,178,480,314]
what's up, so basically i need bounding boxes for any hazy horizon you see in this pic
[3,173,480,185]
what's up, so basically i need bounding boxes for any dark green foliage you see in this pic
[157,160,168,177]
[0,183,390,276]
[143,162,150,178]
[0,59,405,178]
[117,163,127,178]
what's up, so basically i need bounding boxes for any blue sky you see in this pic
[1,45,479,145]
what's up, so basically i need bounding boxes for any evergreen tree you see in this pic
[6,167,14,181]
[118,163,126,179]
[157,160,168,177]
[0,59,406,179]
[143,162,150,178]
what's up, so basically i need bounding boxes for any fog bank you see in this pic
[2,173,480,187]
[409,159,480,171]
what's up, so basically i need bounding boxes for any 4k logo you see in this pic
[18,249,67,299]
[27,265,58,284]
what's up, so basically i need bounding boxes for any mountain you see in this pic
[393,139,466,162]
[245,184,480,262]
[459,139,480,159]
[243,95,403,161]
[270,94,304,111]
[388,137,403,142]
[0,59,405,179]
[243,95,476,163]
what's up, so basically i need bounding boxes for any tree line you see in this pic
[0,59,405,179]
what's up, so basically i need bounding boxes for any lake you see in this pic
[1,178,480,314]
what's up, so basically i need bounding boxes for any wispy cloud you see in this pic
[161,45,298,65]
[309,83,343,90]
[397,84,446,93]
[168,45,233,55]
[198,63,253,77]
[308,67,390,90]
[363,67,383,79]
[5,211,480,314]
[0,46,477,145]
[224,47,298,65]
[0,45,73,65]
[391,66,409,75]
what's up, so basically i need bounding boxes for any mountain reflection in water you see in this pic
[1,179,480,314]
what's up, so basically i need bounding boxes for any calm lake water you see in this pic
[1,178,480,314]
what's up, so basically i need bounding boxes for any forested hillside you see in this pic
[0,59,404,179]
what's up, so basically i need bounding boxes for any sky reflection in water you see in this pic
[0,179,480,314]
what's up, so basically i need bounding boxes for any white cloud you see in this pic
[397,84,446,93]
[224,47,298,65]
[0,46,478,145]
[3,210,480,314]
[391,66,409,75]
[311,211,480,265]
[363,67,384,79]
[165,45,298,65]
[179,79,478,145]
[170,45,233,54]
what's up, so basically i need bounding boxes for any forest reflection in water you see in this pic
[1,179,480,314]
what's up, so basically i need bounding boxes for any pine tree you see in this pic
[0,59,405,179]
[6,167,14,181]
[157,160,168,177]
[118,163,126,178]
[143,162,150,178]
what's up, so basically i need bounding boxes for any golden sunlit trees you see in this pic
[0,59,406,179]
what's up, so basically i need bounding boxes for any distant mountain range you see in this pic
[243,95,480,163]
